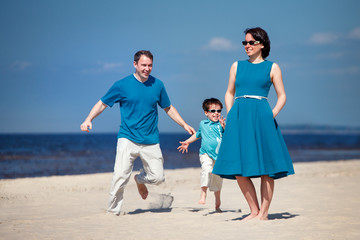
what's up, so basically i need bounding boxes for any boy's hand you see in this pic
[219,116,226,129]
[177,141,189,154]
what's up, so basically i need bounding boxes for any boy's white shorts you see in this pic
[199,153,223,192]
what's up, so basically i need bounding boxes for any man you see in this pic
[80,50,195,215]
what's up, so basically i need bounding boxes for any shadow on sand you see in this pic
[230,212,299,221]
[126,208,173,215]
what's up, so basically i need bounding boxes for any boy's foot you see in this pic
[215,198,221,211]
[198,189,206,204]
[198,196,206,205]
[215,207,222,213]
[134,175,148,200]
[198,199,206,205]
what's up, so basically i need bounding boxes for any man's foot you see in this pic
[134,175,148,200]
[106,211,126,216]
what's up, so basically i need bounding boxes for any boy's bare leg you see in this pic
[214,190,222,212]
[198,186,207,204]
[134,175,148,200]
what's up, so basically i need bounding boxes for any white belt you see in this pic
[235,95,268,100]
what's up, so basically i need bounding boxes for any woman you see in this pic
[212,27,295,221]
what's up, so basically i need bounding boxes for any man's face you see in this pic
[134,55,153,81]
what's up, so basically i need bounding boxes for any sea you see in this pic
[1,130,360,179]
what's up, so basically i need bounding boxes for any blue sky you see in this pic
[1,0,359,133]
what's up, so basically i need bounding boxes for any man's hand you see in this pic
[164,105,195,135]
[80,120,92,132]
[184,124,196,135]
[80,100,107,133]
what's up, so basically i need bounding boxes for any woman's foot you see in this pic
[255,213,269,220]
[241,212,259,221]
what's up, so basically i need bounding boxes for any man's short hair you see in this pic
[134,50,153,63]
[202,98,223,111]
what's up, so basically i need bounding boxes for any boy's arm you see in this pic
[177,133,199,154]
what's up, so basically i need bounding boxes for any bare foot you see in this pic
[241,212,259,221]
[256,214,269,220]
[134,175,148,200]
[215,199,221,210]
[198,199,206,205]
[215,207,222,213]
[198,190,206,204]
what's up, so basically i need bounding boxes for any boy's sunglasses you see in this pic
[242,40,260,46]
[208,109,222,113]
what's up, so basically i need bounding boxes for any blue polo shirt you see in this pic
[196,119,224,160]
[101,74,171,144]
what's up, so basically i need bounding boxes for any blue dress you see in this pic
[212,60,295,179]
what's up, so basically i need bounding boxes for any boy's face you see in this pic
[205,103,222,122]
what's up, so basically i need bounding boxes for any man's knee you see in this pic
[148,174,165,185]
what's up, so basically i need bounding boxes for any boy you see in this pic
[177,98,225,212]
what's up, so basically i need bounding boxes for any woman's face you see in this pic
[244,33,263,58]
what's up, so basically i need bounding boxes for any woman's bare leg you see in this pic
[236,176,259,220]
[257,175,274,220]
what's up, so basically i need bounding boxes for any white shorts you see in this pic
[199,153,223,192]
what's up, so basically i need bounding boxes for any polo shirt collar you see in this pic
[205,118,219,124]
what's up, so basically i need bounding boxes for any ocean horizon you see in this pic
[1,127,360,179]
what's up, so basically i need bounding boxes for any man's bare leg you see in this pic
[134,175,148,200]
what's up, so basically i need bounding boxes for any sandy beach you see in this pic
[1,160,360,240]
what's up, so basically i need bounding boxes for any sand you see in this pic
[1,160,360,240]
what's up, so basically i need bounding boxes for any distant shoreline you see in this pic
[1,124,360,135]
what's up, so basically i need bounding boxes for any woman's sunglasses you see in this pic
[208,109,222,113]
[242,40,260,46]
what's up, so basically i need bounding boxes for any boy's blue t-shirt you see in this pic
[101,74,171,144]
[196,119,224,160]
